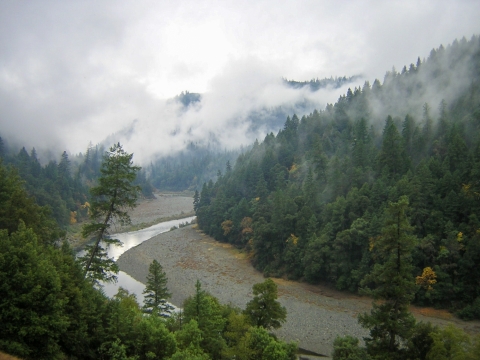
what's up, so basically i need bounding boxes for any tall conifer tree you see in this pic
[80,143,140,284]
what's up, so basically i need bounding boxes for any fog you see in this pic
[0,0,479,164]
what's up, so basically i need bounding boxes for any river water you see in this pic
[81,216,196,303]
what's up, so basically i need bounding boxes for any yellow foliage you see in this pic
[81,201,91,215]
[416,266,437,291]
[70,211,77,224]
[463,183,480,198]
[457,232,463,242]
[289,163,298,173]
[241,217,253,235]
[221,220,233,236]
[286,234,299,246]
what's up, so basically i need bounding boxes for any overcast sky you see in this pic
[1,0,479,163]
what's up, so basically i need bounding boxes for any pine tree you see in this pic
[142,259,174,316]
[377,116,403,179]
[0,223,68,359]
[193,190,200,213]
[358,196,417,359]
[80,143,141,283]
[183,280,226,358]
[58,151,71,178]
[243,278,286,330]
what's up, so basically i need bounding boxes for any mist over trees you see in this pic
[2,35,480,359]
[0,140,154,228]
[283,75,361,91]
[147,142,240,191]
[0,149,297,359]
[196,35,480,319]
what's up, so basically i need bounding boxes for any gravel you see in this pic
[117,225,369,356]
[117,193,480,357]
[113,192,195,232]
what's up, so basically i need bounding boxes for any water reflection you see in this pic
[79,216,195,303]
[103,270,147,303]
[108,216,196,260]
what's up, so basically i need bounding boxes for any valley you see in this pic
[118,194,480,356]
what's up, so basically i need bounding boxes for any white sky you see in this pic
[0,0,479,163]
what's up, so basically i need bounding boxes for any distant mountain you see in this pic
[172,90,202,108]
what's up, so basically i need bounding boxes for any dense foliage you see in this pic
[0,141,90,227]
[147,142,239,191]
[0,140,154,228]
[80,143,141,284]
[196,36,480,318]
[0,158,296,359]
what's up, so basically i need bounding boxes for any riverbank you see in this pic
[67,191,194,249]
[118,192,195,232]
[117,225,367,356]
[118,224,480,357]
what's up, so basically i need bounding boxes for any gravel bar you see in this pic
[117,225,369,356]
[118,193,480,357]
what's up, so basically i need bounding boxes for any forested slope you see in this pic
[0,157,297,359]
[0,141,155,227]
[196,36,480,318]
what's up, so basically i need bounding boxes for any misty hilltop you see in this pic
[195,35,480,324]
[141,35,480,190]
[2,35,480,196]
[2,2,480,358]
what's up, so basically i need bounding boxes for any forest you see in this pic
[0,141,154,229]
[196,36,480,320]
[0,144,297,359]
[2,35,480,359]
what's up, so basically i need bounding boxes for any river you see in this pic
[80,216,196,303]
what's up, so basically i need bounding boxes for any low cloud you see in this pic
[104,58,359,164]
[0,0,478,163]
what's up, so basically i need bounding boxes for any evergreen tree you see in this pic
[358,196,417,358]
[377,116,403,179]
[57,151,71,178]
[142,259,174,316]
[0,160,60,244]
[0,136,5,158]
[244,278,286,330]
[183,280,227,358]
[0,223,68,359]
[193,190,200,213]
[80,143,141,283]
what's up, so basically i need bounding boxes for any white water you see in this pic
[79,216,196,303]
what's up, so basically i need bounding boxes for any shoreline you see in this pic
[67,192,195,250]
[117,225,369,356]
[118,224,480,357]
[102,191,480,356]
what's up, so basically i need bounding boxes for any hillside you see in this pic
[196,36,480,319]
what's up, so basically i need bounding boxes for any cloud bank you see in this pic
[0,0,479,163]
